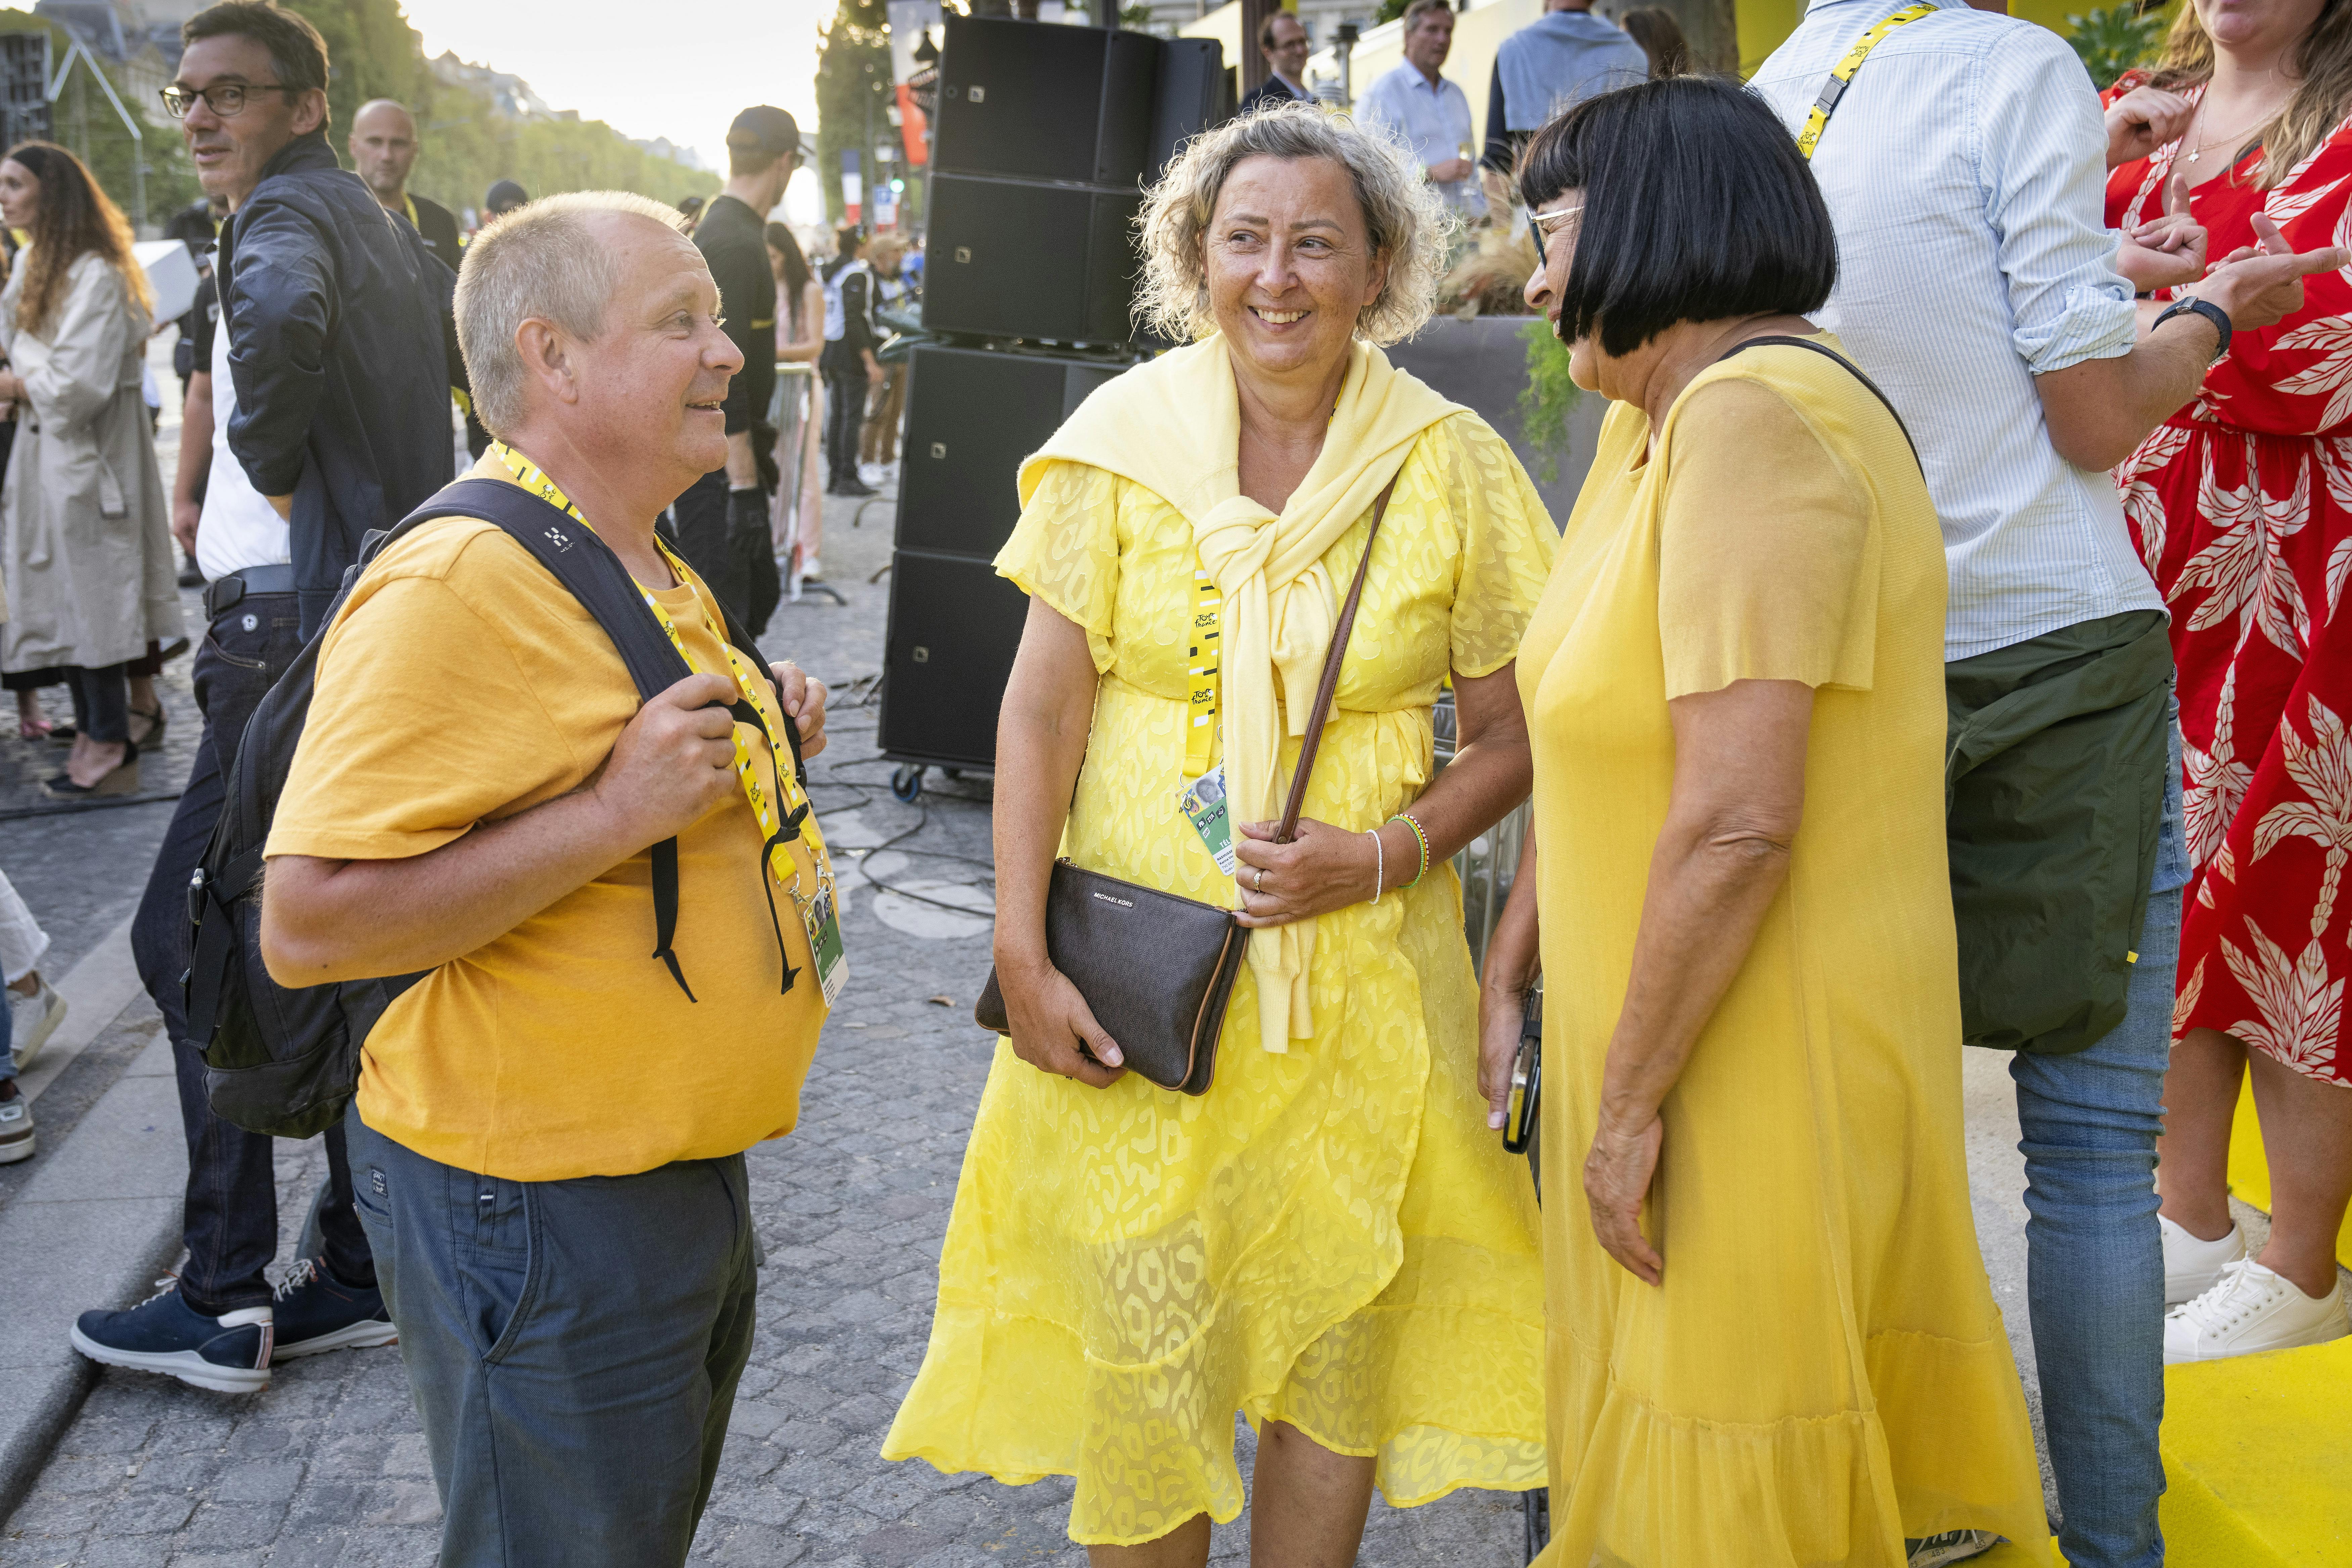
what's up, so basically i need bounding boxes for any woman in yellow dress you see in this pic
[1476,80,2053,1566]
[883,106,1555,1562]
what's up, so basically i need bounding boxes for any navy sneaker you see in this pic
[269,1256,397,1362]
[71,1279,272,1394]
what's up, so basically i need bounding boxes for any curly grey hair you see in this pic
[1136,103,1451,347]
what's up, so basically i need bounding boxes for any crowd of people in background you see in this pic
[0,1,913,1217]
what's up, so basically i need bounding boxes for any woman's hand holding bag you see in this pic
[993,955,1128,1089]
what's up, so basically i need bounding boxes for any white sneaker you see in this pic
[1907,1529,2001,1566]
[0,1092,32,1164]
[8,977,65,1072]
[2164,1258,2349,1363]
[2161,1213,2247,1306]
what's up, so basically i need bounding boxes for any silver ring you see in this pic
[1253,868,1265,893]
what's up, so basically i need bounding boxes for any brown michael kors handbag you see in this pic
[974,482,1395,1093]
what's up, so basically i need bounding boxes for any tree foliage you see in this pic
[815,0,892,226]
[0,12,204,229]
[2065,2,2168,92]
[278,0,715,219]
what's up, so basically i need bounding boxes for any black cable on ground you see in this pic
[0,791,182,823]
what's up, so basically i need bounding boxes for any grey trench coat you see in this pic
[0,250,182,671]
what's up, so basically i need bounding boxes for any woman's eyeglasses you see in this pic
[1528,204,1582,266]
[159,82,301,120]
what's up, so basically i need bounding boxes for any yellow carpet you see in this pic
[1977,1316,2352,1567]
[2157,1335,2352,1565]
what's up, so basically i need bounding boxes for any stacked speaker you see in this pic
[878,16,1228,787]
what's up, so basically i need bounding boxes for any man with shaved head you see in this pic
[260,191,834,1567]
[349,97,461,265]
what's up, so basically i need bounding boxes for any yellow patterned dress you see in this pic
[882,410,1556,1544]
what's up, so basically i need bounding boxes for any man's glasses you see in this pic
[1527,203,1581,266]
[159,82,300,120]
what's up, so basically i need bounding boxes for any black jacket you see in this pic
[1238,76,1312,116]
[694,194,775,437]
[217,133,461,632]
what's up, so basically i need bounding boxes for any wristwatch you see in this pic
[2154,296,2232,364]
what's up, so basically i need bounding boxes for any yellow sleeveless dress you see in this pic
[883,411,1555,1545]
[1516,339,2053,1566]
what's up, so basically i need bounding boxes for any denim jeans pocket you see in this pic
[452,1171,541,1364]
[198,628,275,673]
[353,1160,394,1226]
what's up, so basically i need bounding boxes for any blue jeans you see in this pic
[126,592,374,1314]
[2004,711,2186,1568]
[345,1107,761,1568]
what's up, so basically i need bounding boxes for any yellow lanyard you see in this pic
[1186,556,1223,778]
[488,442,816,885]
[1796,2,1935,160]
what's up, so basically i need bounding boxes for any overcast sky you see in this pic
[398,0,832,179]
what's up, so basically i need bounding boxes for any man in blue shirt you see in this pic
[1356,0,1480,218]
[1480,0,1646,175]
[1755,5,2344,1565]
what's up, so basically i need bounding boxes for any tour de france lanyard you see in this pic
[1795,1,1936,160]
[488,442,845,1001]
[1186,558,1223,778]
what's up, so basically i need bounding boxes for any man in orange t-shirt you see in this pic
[260,191,834,1568]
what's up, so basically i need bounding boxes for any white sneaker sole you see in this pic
[70,1325,270,1394]
[13,995,64,1071]
[272,1318,398,1362]
[2164,1316,2349,1363]
[0,1131,32,1164]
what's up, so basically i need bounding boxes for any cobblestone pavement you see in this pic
[0,483,1530,1566]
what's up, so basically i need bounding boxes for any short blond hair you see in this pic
[1135,102,1449,347]
[455,190,687,437]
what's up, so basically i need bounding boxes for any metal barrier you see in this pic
[1433,691,1532,975]
[1435,691,1551,1563]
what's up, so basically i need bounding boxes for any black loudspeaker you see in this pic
[923,174,1143,345]
[1151,38,1231,172]
[898,344,1126,560]
[878,552,1033,770]
[932,14,1159,187]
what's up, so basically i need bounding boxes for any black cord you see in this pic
[0,790,182,822]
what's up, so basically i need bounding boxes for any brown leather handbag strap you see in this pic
[1274,478,1397,844]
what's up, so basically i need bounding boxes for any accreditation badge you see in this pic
[1180,764,1237,875]
[788,819,850,1009]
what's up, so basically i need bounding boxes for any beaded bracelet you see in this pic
[1389,812,1431,888]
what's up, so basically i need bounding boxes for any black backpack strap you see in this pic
[1715,334,1921,471]
[714,598,807,790]
[385,479,710,998]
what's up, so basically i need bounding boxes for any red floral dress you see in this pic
[2107,80,2352,1086]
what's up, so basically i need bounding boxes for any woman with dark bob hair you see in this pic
[1477,77,2053,1566]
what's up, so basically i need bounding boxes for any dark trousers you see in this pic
[346,1106,759,1568]
[669,468,779,635]
[823,364,867,487]
[64,663,129,744]
[129,593,373,1313]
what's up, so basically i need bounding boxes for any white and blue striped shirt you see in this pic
[1753,0,2165,660]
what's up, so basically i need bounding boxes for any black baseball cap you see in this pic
[727,105,802,161]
